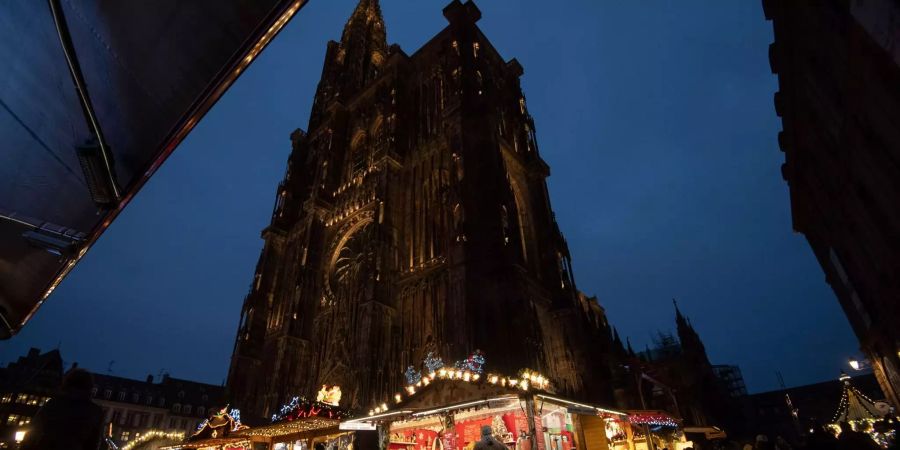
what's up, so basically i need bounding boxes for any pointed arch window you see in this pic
[349,131,368,177]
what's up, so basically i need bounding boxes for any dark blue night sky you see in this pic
[0,1,859,393]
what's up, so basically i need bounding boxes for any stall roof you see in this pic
[0,0,307,338]
[344,392,626,427]
[160,437,250,450]
[236,417,343,438]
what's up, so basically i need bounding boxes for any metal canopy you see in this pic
[0,0,307,337]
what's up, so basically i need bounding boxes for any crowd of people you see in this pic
[686,422,895,450]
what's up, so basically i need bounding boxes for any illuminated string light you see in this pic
[120,430,185,450]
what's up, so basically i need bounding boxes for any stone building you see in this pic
[619,304,742,432]
[764,0,900,407]
[0,348,223,448]
[227,0,617,418]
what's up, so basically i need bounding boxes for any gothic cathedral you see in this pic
[227,0,616,419]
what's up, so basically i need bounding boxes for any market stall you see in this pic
[164,388,352,450]
[828,373,894,448]
[342,363,628,450]
[622,411,686,450]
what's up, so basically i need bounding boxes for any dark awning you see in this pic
[0,0,308,337]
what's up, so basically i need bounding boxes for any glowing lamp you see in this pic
[395,394,403,403]
[849,359,861,371]
[14,431,26,443]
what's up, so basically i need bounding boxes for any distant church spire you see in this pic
[672,298,710,364]
[674,298,686,325]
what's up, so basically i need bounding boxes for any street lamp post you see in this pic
[14,430,26,449]
[848,357,871,371]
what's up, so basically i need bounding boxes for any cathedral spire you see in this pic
[341,0,385,46]
[309,0,389,127]
[673,299,710,364]
[336,0,387,93]
[674,298,687,326]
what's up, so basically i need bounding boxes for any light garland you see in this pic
[121,430,185,450]
[627,413,679,428]
[369,366,552,416]
[271,396,349,422]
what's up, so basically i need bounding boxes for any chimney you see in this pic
[27,348,40,358]
[146,374,154,384]
[69,362,78,372]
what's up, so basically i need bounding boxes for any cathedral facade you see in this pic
[227,0,615,418]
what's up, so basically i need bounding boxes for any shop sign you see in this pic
[340,422,377,431]
[565,406,595,415]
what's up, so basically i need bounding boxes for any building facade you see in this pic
[620,304,742,431]
[227,0,617,418]
[764,0,900,407]
[0,348,223,448]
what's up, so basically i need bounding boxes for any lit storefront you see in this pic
[341,366,630,450]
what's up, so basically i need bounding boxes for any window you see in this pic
[197,407,205,417]
[201,394,208,402]
[15,393,27,404]
[169,418,177,429]
[104,389,112,399]
[6,415,30,426]
[146,395,153,405]
[0,394,11,403]
[131,393,139,403]
[39,397,50,406]
[178,390,185,399]
[172,403,181,414]
[121,431,130,442]
[91,387,98,397]
[159,397,166,407]
[117,391,126,401]
[183,405,192,415]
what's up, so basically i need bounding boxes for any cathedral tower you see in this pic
[227,0,614,418]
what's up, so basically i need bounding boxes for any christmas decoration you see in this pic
[406,365,423,385]
[829,372,894,447]
[832,373,883,423]
[120,430,185,450]
[424,352,445,373]
[369,355,552,416]
[191,406,242,440]
[454,350,486,374]
[491,415,510,440]
[271,396,349,422]
[316,385,343,406]
[627,412,679,428]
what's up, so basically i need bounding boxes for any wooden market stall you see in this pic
[341,368,629,450]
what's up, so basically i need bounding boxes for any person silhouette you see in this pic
[20,369,104,450]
